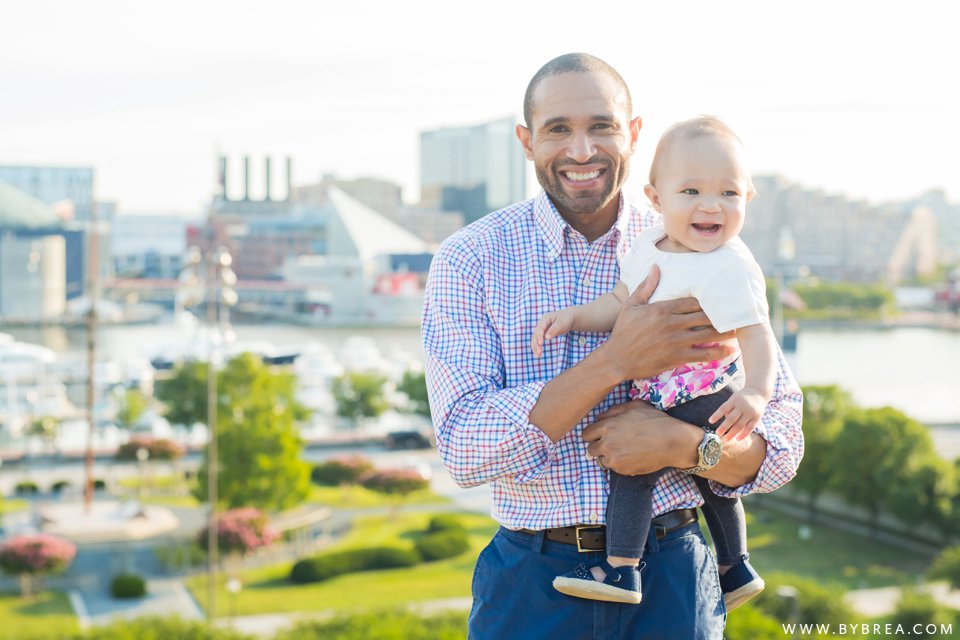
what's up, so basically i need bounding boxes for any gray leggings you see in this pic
[605,386,747,566]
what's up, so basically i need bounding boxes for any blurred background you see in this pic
[1,1,959,638]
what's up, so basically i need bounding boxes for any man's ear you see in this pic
[516,124,534,160]
[643,184,662,212]
[628,116,642,153]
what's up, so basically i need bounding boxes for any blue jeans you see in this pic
[468,522,725,639]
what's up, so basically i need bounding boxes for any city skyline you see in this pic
[2,1,958,213]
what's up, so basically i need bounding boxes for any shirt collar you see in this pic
[534,190,629,261]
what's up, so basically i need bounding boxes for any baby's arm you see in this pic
[709,322,778,441]
[531,282,628,357]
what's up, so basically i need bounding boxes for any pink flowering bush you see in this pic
[360,468,429,497]
[0,534,77,597]
[198,507,278,557]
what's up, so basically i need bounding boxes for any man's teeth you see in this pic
[565,170,600,182]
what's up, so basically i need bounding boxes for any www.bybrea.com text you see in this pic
[782,622,953,637]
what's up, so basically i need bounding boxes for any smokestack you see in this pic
[264,157,272,201]
[219,156,228,200]
[243,156,251,201]
[285,156,293,202]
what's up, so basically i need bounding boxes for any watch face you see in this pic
[702,435,723,467]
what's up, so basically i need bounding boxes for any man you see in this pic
[422,53,803,639]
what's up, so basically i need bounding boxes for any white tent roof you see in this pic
[326,187,428,262]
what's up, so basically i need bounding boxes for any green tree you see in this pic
[193,353,312,512]
[332,372,389,425]
[155,360,209,426]
[887,455,955,542]
[792,385,854,521]
[891,590,954,639]
[832,407,938,532]
[397,370,431,416]
[116,388,149,429]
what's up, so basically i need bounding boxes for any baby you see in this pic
[533,116,774,610]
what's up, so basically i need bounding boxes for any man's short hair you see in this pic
[523,53,632,128]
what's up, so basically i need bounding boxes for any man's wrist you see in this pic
[671,420,704,469]
[590,341,627,388]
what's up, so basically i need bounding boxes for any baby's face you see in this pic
[646,134,753,253]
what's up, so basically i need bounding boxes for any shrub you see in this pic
[724,604,784,640]
[58,616,254,639]
[14,481,39,496]
[929,545,960,590]
[311,455,375,486]
[752,573,857,627]
[427,515,465,533]
[50,480,71,494]
[111,573,147,598]
[116,438,184,462]
[360,468,429,496]
[414,529,470,562]
[197,508,278,556]
[0,533,77,597]
[891,589,954,638]
[290,546,421,584]
[93,479,107,491]
[275,609,468,640]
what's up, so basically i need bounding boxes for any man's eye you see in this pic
[548,126,569,134]
[682,188,699,195]
[592,123,612,130]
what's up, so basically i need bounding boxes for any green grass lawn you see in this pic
[306,485,450,509]
[742,504,931,590]
[186,511,496,617]
[0,591,78,640]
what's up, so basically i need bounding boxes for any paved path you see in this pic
[844,581,960,618]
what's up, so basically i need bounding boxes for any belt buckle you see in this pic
[574,525,604,553]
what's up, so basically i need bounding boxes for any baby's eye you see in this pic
[722,190,740,197]
[681,188,699,195]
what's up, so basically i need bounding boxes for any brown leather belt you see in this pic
[517,508,698,552]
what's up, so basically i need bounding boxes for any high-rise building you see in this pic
[420,116,526,223]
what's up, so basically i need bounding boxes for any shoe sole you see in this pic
[553,576,642,604]
[724,578,765,611]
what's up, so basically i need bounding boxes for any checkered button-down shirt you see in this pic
[422,191,804,530]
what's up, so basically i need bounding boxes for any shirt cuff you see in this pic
[486,380,558,484]
[708,418,795,498]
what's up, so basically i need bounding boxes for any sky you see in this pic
[2,0,959,213]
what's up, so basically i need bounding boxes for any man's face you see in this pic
[517,71,640,224]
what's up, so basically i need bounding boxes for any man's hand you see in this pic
[531,308,577,357]
[710,387,768,442]
[600,265,737,383]
[581,401,701,475]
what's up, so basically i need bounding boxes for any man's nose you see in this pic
[566,132,597,163]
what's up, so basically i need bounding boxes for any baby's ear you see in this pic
[643,184,662,212]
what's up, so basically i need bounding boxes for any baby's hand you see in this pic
[531,309,577,357]
[709,387,769,442]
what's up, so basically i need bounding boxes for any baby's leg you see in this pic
[600,470,662,580]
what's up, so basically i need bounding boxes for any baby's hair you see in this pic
[648,116,756,196]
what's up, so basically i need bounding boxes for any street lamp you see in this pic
[135,447,149,501]
[178,243,236,623]
[226,577,242,626]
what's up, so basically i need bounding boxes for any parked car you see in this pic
[384,430,433,450]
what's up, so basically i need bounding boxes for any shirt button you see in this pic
[582,276,591,287]
[578,337,586,347]
[590,513,599,523]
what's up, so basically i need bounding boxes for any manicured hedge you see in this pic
[310,456,376,486]
[290,546,421,584]
[414,529,470,562]
[427,515,466,533]
[14,481,39,496]
[111,573,147,599]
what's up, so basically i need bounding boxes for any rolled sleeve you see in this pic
[710,349,804,498]
[423,242,558,489]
